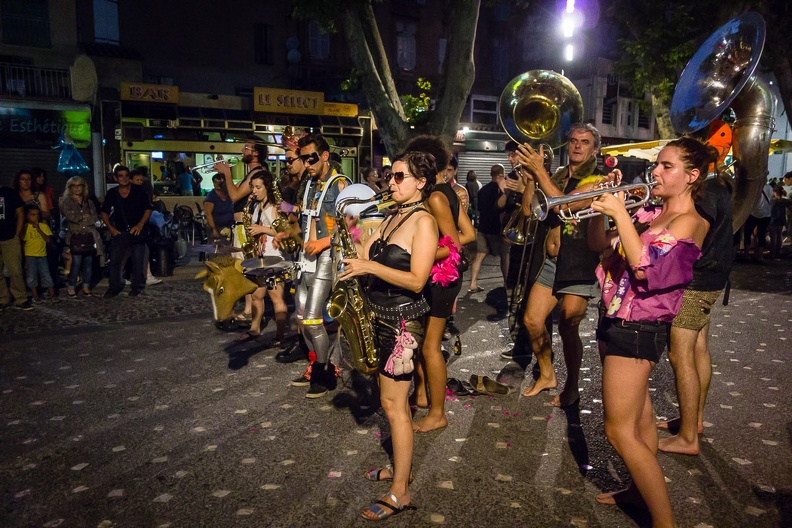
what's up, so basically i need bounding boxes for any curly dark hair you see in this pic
[392,151,437,199]
[404,135,451,172]
[249,167,277,207]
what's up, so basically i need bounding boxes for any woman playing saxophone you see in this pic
[337,151,438,521]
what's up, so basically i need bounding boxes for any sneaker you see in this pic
[500,348,531,360]
[291,364,312,387]
[305,383,329,399]
[103,289,120,298]
[129,289,143,297]
[32,297,44,304]
[146,276,163,286]
[15,300,34,311]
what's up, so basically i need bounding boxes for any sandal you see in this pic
[235,330,261,342]
[361,492,416,521]
[234,312,252,322]
[67,288,77,298]
[364,464,414,483]
[82,289,93,297]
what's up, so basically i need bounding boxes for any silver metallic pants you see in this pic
[295,250,334,363]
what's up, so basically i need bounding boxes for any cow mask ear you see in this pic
[233,259,245,273]
[206,261,221,273]
[195,269,208,280]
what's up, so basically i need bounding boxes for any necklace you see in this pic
[397,200,424,213]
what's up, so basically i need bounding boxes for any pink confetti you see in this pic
[374,432,381,438]
[503,411,510,416]
[464,404,472,409]
[512,413,523,417]
[547,415,552,420]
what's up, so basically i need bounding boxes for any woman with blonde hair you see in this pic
[60,176,102,297]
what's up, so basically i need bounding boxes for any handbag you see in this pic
[70,232,96,255]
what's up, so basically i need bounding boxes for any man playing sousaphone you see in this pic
[515,123,605,407]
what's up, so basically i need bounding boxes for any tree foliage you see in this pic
[607,0,791,138]
[294,0,480,156]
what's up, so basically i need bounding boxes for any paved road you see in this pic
[2,253,790,527]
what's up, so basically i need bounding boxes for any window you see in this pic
[396,22,416,71]
[626,101,634,127]
[309,21,330,60]
[254,24,272,65]
[93,0,119,44]
[602,98,616,125]
[471,95,498,125]
[638,106,650,129]
[437,38,447,74]
[1,0,50,48]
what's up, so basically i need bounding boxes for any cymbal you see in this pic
[242,256,284,269]
[194,244,242,255]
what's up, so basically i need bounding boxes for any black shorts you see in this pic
[375,318,425,382]
[596,316,669,363]
[424,278,462,319]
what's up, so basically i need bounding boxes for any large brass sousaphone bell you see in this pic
[670,12,777,232]
[499,70,584,156]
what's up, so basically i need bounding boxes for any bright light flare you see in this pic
[565,44,574,61]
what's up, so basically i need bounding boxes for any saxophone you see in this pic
[270,182,302,254]
[240,195,256,259]
[325,191,392,375]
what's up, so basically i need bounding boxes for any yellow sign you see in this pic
[254,87,324,115]
[324,102,358,117]
[120,82,180,104]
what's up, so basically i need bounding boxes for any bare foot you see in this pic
[596,486,647,509]
[521,377,557,397]
[413,414,448,432]
[550,388,580,408]
[656,417,704,434]
[658,434,700,455]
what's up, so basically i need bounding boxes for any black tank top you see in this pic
[366,206,426,306]
[433,182,460,229]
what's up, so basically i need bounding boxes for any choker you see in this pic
[397,200,424,212]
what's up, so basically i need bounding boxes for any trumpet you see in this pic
[190,157,241,177]
[532,179,656,221]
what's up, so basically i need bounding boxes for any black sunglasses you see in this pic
[298,152,320,165]
[384,171,415,184]
[284,158,296,166]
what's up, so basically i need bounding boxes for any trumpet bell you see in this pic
[499,70,584,149]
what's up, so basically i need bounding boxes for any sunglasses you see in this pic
[298,152,320,165]
[384,171,415,184]
[284,158,297,166]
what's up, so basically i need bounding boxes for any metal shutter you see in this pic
[0,148,93,197]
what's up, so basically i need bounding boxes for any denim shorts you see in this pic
[597,316,670,363]
[25,256,54,289]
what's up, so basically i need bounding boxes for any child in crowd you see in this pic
[769,186,788,259]
[23,204,57,303]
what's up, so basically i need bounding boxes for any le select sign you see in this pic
[254,87,324,115]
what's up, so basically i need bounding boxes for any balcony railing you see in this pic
[0,63,71,100]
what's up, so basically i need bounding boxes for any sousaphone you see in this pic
[670,12,777,232]
[498,70,584,339]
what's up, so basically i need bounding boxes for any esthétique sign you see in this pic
[0,106,91,148]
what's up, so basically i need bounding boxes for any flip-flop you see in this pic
[467,286,484,293]
[235,330,261,342]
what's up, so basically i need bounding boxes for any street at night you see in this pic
[2,254,790,527]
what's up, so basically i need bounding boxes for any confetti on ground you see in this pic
[261,484,281,490]
[212,490,231,498]
[430,513,445,523]
[236,509,254,516]
[71,463,88,471]
[328,471,342,478]
[107,489,124,497]
[732,458,752,465]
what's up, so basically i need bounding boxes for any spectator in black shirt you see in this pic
[468,164,509,292]
[101,165,153,297]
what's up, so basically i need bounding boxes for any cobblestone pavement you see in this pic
[1,253,790,527]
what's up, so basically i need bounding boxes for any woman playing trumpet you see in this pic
[588,137,712,527]
[338,151,438,520]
